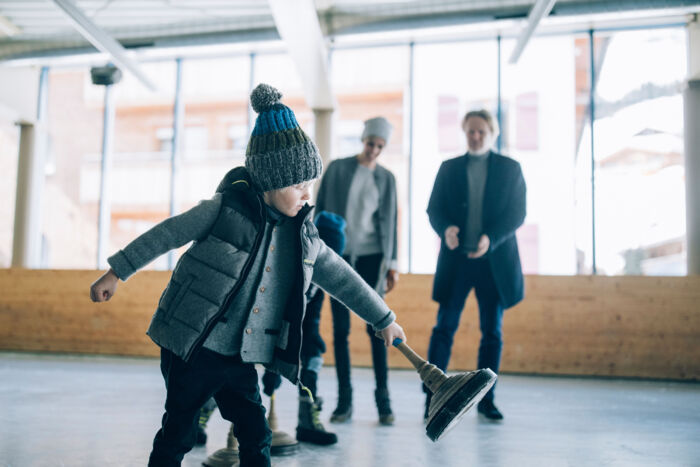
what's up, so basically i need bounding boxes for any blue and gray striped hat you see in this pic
[245,83,323,192]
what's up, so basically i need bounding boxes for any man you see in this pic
[425,109,526,421]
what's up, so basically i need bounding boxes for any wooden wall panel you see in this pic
[0,269,166,357]
[1,269,698,380]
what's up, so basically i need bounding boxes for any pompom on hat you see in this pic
[245,83,323,192]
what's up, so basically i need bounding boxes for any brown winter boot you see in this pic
[330,386,353,423]
[375,387,395,426]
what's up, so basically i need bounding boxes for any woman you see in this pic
[315,116,399,426]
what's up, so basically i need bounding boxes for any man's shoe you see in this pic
[477,400,504,420]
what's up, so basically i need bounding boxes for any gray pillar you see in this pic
[12,123,47,268]
[313,108,333,168]
[686,20,700,275]
[686,81,700,274]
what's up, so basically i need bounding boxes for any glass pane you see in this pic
[412,40,498,273]
[501,35,590,275]
[331,46,410,271]
[179,56,251,209]
[110,61,177,270]
[0,119,19,267]
[170,56,251,266]
[254,53,314,143]
[45,67,103,268]
[593,28,687,275]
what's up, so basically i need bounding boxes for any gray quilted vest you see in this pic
[147,167,319,383]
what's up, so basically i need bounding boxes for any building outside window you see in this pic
[178,56,250,213]
[255,52,313,137]
[45,67,104,268]
[501,35,588,275]
[20,25,689,276]
[331,45,410,270]
[592,27,687,275]
[411,40,498,273]
[107,61,176,270]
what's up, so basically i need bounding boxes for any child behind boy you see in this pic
[89,83,405,467]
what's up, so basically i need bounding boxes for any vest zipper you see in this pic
[184,195,266,362]
[291,213,314,383]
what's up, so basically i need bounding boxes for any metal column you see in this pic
[685,19,700,274]
[96,84,115,269]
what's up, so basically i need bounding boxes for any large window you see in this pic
[331,46,410,270]
[255,53,313,137]
[501,35,589,275]
[21,25,689,276]
[0,119,19,267]
[178,56,251,210]
[411,40,498,273]
[106,61,177,270]
[592,28,687,275]
[46,67,104,268]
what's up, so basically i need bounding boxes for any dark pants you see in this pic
[426,257,504,403]
[331,253,388,390]
[298,286,326,397]
[149,348,271,467]
[262,286,327,398]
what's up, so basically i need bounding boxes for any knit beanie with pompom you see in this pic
[245,83,323,192]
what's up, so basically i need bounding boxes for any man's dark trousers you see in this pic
[426,256,504,403]
[149,348,271,466]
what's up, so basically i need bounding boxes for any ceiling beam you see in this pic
[0,14,21,37]
[51,0,157,91]
[267,0,334,110]
[509,0,557,64]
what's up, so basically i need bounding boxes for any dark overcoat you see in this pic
[427,152,526,309]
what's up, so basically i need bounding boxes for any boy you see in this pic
[89,83,405,467]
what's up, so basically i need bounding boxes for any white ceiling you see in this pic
[0,0,698,61]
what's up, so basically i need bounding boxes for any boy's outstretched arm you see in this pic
[311,242,407,347]
[90,268,119,302]
[88,195,222,304]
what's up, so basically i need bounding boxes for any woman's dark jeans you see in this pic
[330,253,388,391]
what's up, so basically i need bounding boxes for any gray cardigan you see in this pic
[315,156,398,295]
